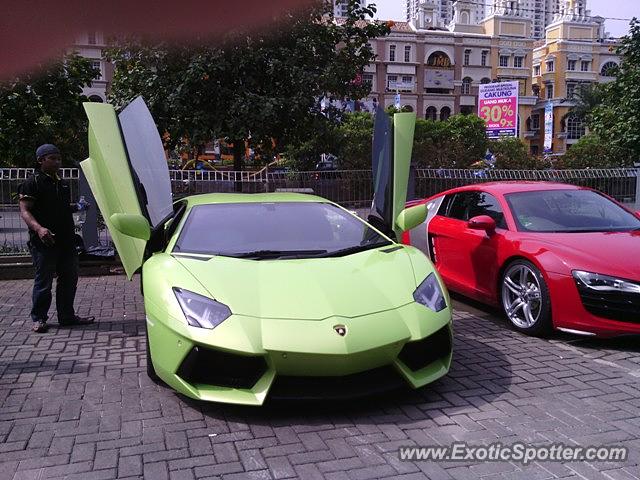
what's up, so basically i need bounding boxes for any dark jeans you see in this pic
[29,242,79,323]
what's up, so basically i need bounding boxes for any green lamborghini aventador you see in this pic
[81,97,452,405]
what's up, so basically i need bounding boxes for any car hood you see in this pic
[174,247,419,319]
[523,230,640,279]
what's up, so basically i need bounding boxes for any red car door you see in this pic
[428,191,507,302]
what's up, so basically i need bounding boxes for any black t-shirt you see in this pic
[18,171,75,247]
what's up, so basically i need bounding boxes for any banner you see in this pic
[478,81,519,138]
[425,69,454,89]
[544,102,553,153]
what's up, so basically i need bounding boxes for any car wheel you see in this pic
[145,321,160,381]
[500,260,552,336]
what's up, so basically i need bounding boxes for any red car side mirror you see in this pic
[468,215,496,234]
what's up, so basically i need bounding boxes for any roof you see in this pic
[447,181,585,195]
[183,192,330,207]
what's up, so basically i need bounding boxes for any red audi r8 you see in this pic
[402,182,640,338]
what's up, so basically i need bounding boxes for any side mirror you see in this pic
[468,215,496,234]
[110,213,151,240]
[396,203,427,233]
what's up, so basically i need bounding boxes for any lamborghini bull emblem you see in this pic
[333,324,347,337]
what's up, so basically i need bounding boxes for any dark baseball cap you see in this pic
[35,144,61,159]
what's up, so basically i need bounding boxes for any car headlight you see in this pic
[413,273,447,312]
[573,270,640,294]
[173,287,232,329]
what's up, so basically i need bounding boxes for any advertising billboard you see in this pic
[544,102,553,153]
[425,69,454,89]
[478,81,519,138]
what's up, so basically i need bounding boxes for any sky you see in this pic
[372,0,639,38]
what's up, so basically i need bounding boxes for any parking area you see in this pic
[1,275,639,480]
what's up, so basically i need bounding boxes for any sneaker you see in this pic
[32,321,48,333]
[59,315,95,326]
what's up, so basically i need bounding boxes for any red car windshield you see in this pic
[505,189,640,233]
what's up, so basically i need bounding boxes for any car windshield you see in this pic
[173,201,391,258]
[506,189,640,233]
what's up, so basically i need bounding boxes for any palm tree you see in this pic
[569,83,604,123]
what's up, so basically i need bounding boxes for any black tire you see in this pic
[500,259,552,336]
[145,321,160,381]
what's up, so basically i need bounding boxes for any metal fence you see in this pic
[2,167,639,255]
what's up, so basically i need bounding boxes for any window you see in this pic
[546,84,553,99]
[404,45,411,62]
[174,202,391,256]
[499,55,509,67]
[480,78,491,84]
[532,84,540,97]
[531,114,540,130]
[87,31,96,45]
[389,45,396,62]
[514,56,524,68]
[546,60,554,72]
[445,192,506,229]
[581,60,590,72]
[567,59,577,71]
[464,49,471,66]
[461,77,472,95]
[601,61,618,77]
[91,60,102,79]
[362,73,373,87]
[567,115,586,140]
[534,65,541,76]
[387,75,397,90]
[566,83,576,99]
[440,106,451,121]
[506,190,640,233]
[402,75,413,84]
[481,50,488,67]
[425,106,437,121]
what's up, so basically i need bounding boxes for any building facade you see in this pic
[334,0,367,17]
[69,31,112,103]
[366,0,537,143]
[406,0,486,30]
[529,0,618,154]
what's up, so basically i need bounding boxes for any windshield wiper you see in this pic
[224,249,328,259]
[313,241,391,258]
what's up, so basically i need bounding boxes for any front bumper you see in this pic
[145,299,453,405]
[548,272,640,337]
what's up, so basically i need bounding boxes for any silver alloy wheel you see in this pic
[501,263,543,329]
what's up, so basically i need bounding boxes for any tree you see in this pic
[569,83,604,123]
[558,134,619,169]
[587,18,640,165]
[106,0,389,173]
[412,114,488,168]
[489,137,540,169]
[0,54,99,167]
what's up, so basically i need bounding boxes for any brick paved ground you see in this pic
[0,275,639,480]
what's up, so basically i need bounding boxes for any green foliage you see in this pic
[558,134,620,169]
[335,112,374,169]
[0,54,99,167]
[413,114,488,168]
[489,137,540,169]
[587,18,640,165]
[569,83,604,123]
[105,0,389,169]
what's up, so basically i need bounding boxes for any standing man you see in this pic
[18,144,95,333]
